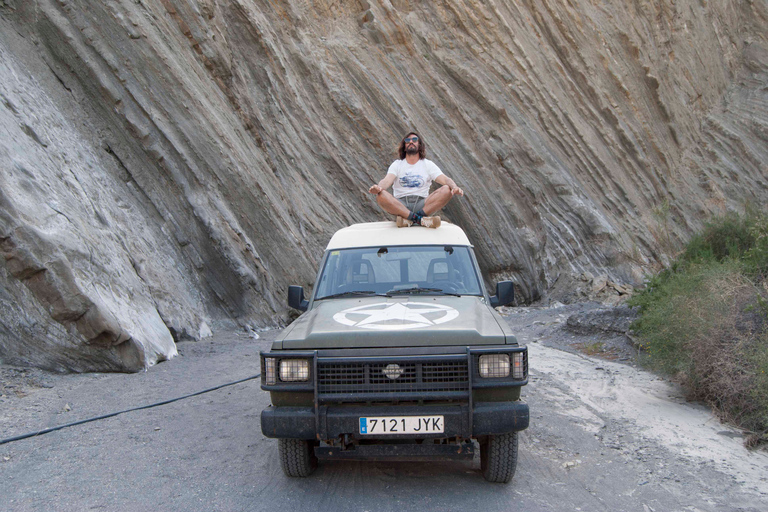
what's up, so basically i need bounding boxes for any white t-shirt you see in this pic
[387,158,443,198]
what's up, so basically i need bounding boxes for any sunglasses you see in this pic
[404,136,419,143]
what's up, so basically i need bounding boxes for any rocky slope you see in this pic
[0,0,766,371]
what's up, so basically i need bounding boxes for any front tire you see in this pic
[480,432,518,483]
[277,438,318,477]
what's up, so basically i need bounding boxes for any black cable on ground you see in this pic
[0,373,261,447]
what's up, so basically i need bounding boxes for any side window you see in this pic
[349,260,374,283]
[362,254,400,283]
[315,251,340,297]
[409,249,443,282]
[447,249,481,294]
[430,260,450,281]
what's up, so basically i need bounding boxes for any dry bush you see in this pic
[681,274,767,437]
[631,262,768,447]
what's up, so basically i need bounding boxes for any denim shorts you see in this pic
[397,195,426,213]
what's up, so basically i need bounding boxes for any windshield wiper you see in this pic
[385,287,462,297]
[317,290,385,300]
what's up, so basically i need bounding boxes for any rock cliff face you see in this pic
[0,0,766,371]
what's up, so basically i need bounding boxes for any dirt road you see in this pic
[1,304,766,511]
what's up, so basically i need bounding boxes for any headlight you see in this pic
[264,357,277,385]
[279,359,310,382]
[512,352,525,380]
[479,354,510,378]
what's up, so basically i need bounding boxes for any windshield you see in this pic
[314,245,483,300]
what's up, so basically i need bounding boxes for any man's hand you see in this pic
[451,187,464,197]
[368,184,383,195]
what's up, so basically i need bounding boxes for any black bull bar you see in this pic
[260,347,529,442]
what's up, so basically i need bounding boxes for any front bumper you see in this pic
[260,401,529,440]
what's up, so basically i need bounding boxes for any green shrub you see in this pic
[680,212,755,264]
[630,210,768,446]
[742,329,768,447]
[744,216,768,279]
[630,261,743,376]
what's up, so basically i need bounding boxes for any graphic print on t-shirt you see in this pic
[399,172,425,189]
[388,158,443,198]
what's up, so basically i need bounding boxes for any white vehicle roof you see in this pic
[326,221,472,250]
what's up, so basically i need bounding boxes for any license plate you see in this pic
[359,416,444,435]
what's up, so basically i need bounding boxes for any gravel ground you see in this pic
[499,301,641,361]
[1,302,767,512]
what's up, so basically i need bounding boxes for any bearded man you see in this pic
[368,131,464,228]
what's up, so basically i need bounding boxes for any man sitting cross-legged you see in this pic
[368,131,464,228]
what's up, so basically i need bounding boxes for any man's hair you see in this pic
[398,131,426,160]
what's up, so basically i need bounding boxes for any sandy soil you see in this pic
[503,303,768,494]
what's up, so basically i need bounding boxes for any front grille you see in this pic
[317,358,469,398]
[423,361,467,383]
[369,363,417,384]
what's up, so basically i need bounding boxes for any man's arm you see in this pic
[435,174,464,196]
[368,173,397,195]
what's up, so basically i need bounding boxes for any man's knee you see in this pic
[438,185,454,200]
[427,185,449,199]
[376,191,399,211]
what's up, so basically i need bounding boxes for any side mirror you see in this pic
[288,285,309,311]
[490,281,514,308]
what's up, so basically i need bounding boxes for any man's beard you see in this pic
[405,145,419,155]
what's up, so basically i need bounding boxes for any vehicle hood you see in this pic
[279,296,508,349]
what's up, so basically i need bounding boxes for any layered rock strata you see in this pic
[0,0,766,371]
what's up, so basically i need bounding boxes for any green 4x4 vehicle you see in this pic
[260,221,529,483]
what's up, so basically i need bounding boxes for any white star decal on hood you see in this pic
[333,302,459,330]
